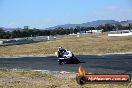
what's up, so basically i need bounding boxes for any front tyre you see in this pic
[58,59,63,65]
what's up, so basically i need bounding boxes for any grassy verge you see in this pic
[0,69,131,88]
[0,33,132,56]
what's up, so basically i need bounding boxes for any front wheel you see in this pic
[58,59,63,65]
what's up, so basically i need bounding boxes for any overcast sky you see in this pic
[0,0,132,29]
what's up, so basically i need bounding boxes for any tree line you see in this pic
[0,23,132,39]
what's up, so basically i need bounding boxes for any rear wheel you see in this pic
[73,57,80,64]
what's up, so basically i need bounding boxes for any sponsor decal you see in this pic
[76,66,131,85]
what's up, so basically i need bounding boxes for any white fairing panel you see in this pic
[63,51,72,58]
[55,50,73,59]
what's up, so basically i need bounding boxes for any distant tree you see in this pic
[58,29,66,35]
[3,31,11,39]
[97,25,104,30]
[65,29,70,35]
[69,28,74,34]
[102,24,115,32]
[0,28,5,33]
[42,30,50,36]
[104,24,110,32]
[76,26,81,31]
[115,24,122,30]
[0,28,6,39]
[129,23,132,31]
[74,28,78,34]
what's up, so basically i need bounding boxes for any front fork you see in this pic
[58,59,63,65]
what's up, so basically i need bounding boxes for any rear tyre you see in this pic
[73,57,80,64]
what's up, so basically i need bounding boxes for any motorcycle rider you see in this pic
[56,47,80,65]
[57,47,66,58]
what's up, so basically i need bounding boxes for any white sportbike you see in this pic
[55,50,80,65]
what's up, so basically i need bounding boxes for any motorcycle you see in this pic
[55,50,80,65]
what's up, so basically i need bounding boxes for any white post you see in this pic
[77,34,80,37]
[47,36,50,40]
[0,41,3,44]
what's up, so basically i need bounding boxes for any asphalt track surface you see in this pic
[0,54,132,76]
